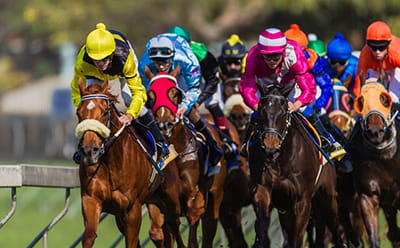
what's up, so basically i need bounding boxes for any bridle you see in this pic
[257,94,292,150]
[75,94,123,162]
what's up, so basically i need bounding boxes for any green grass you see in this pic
[0,160,397,247]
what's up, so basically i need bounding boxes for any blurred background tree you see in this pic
[0,0,399,94]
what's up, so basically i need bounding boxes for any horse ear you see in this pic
[256,79,269,96]
[144,65,155,80]
[359,70,366,86]
[171,63,180,78]
[102,79,109,94]
[146,90,156,109]
[280,82,296,98]
[353,96,364,114]
[78,77,86,96]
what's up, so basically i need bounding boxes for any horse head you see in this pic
[354,79,394,145]
[326,79,356,139]
[256,78,295,162]
[145,65,182,137]
[75,78,117,165]
[222,76,241,100]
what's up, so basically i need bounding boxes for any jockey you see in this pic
[326,33,358,94]
[166,26,239,160]
[70,23,173,167]
[138,33,223,167]
[284,24,347,166]
[307,33,327,57]
[354,20,400,101]
[240,27,346,165]
[218,34,247,80]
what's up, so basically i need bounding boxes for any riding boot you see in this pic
[240,113,258,158]
[72,140,83,164]
[139,112,176,167]
[308,113,346,163]
[215,116,239,160]
[193,119,223,166]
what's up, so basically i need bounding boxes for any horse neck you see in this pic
[361,121,398,159]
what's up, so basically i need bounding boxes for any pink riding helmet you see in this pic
[258,28,287,54]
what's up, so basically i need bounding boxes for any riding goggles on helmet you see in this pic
[329,58,347,66]
[149,47,173,58]
[367,42,389,52]
[225,58,242,65]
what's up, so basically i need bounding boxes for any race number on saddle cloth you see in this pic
[354,80,392,121]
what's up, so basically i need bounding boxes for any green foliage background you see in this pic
[1,0,400,93]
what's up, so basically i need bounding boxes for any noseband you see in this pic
[258,95,292,150]
[75,94,114,161]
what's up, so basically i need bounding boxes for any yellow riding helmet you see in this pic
[85,23,116,60]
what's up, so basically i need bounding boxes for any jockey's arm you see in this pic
[123,53,147,120]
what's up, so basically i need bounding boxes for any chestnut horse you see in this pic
[349,78,400,247]
[144,68,225,248]
[249,81,344,247]
[75,79,168,248]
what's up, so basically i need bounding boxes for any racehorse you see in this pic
[325,78,355,140]
[75,79,167,248]
[222,76,252,142]
[145,67,220,248]
[248,80,344,247]
[324,78,365,247]
[349,76,400,247]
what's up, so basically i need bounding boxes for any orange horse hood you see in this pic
[354,80,392,120]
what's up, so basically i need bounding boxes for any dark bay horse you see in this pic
[145,68,219,248]
[349,79,400,247]
[324,78,365,246]
[249,81,344,247]
[75,79,164,248]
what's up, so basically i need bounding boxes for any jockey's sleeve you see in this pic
[197,52,220,105]
[123,52,147,119]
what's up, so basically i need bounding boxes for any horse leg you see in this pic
[81,195,102,248]
[188,218,200,248]
[382,206,400,247]
[147,203,166,248]
[124,201,143,248]
[279,200,311,248]
[359,194,380,248]
[219,206,248,248]
[252,184,272,248]
[200,208,218,248]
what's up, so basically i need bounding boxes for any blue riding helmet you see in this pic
[326,33,352,60]
[148,36,175,60]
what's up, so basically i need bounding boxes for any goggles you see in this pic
[367,43,389,51]
[225,58,242,65]
[262,53,282,62]
[93,53,113,62]
[329,58,347,66]
[149,47,173,57]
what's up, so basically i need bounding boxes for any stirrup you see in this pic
[156,144,178,170]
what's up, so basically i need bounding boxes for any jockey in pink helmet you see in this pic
[240,27,316,112]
